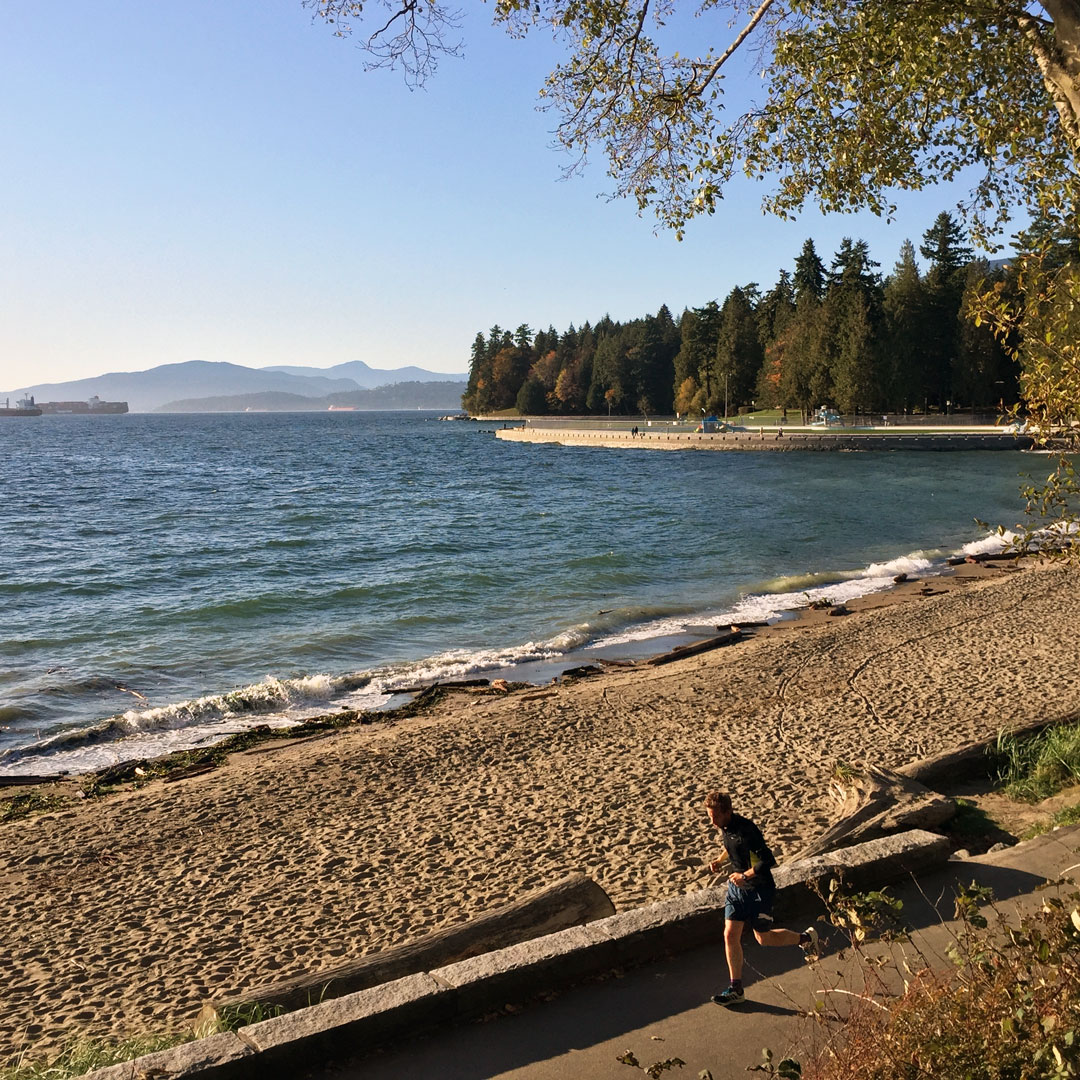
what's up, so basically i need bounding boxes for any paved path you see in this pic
[310,827,1080,1080]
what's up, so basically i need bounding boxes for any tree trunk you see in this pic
[1029,2,1080,152]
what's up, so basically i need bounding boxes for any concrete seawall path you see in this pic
[496,424,1034,452]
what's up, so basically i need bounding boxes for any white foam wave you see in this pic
[0,672,364,775]
[1,530,1023,778]
[590,547,943,649]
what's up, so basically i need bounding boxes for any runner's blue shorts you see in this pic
[725,881,776,932]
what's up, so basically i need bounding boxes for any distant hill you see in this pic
[261,360,467,389]
[158,381,468,412]
[3,360,463,413]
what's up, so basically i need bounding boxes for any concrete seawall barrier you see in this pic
[495,427,1034,452]
[81,830,955,1080]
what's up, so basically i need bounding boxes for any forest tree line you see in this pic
[461,213,1021,421]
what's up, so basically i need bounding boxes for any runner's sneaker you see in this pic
[711,985,746,1007]
[800,925,820,960]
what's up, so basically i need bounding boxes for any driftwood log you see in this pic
[794,764,956,860]
[646,629,742,666]
[210,873,614,1016]
[899,712,1080,789]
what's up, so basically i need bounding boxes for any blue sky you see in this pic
[1,1,1009,389]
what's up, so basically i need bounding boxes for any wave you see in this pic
[588,545,945,648]
[0,528,1019,778]
[0,673,369,770]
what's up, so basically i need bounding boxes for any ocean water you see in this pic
[0,411,1035,776]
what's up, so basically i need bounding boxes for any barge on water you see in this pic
[38,396,129,414]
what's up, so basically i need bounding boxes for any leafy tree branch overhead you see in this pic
[304,1,1080,241]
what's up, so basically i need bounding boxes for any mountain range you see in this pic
[3,360,468,413]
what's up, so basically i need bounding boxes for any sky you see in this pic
[0,1,1013,389]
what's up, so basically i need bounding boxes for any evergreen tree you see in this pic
[628,314,675,415]
[462,331,493,415]
[715,286,763,414]
[920,212,971,409]
[516,375,547,414]
[586,333,629,413]
[756,271,796,346]
[882,240,929,412]
[823,238,884,414]
[954,260,1018,410]
[779,294,829,421]
[793,239,826,304]
[674,301,721,411]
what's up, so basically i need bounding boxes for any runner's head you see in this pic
[704,790,733,828]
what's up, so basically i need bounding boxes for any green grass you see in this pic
[1022,799,1080,840]
[0,1033,189,1080]
[948,797,1001,837]
[993,720,1080,802]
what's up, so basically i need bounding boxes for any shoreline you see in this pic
[0,541,999,781]
[3,555,1079,1060]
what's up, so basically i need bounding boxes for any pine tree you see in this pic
[462,331,493,414]
[882,240,929,413]
[715,286,763,414]
[823,239,884,415]
[920,212,971,410]
[793,239,826,304]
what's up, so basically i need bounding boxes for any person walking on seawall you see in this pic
[704,791,819,1006]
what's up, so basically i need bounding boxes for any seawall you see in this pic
[495,425,1034,452]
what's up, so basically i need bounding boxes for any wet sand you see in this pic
[2,557,1078,1061]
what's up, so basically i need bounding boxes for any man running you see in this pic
[704,791,819,1006]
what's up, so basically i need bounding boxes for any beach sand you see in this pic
[2,558,1079,1061]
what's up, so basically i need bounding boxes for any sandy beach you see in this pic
[3,558,1079,1062]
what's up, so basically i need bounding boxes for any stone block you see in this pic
[774,829,951,918]
[430,922,620,1015]
[79,1032,253,1080]
[238,972,451,1068]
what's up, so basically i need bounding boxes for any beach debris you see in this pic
[560,664,604,680]
[115,684,149,703]
[893,572,908,583]
[795,763,956,859]
[490,679,510,693]
[827,604,851,616]
[646,630,743,667]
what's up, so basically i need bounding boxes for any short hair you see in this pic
[704,791,732,812]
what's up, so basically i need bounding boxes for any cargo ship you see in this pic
[0,395,43,417]
[38,396,128,415]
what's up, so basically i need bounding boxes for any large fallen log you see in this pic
[646,629,742,666]
[210,873,614,1016]
[898,711,1080,789]
[794,764,956,860]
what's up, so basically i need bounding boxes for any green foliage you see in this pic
[971,229,1080,550]
[824,878,908,946]
[1,791,67,823]
[750,1048,803,1078]
[310,1,1080,242]
[462,229,1032,421]
[792,880,1080,1079]
[993,721,1080,803]
[0,1033,188,1080]
[1025,801,1080,840]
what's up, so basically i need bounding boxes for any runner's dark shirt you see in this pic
[721,812,777,888]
